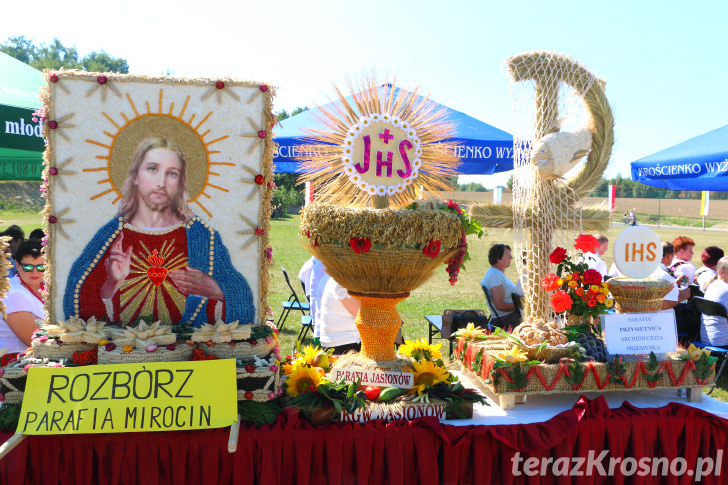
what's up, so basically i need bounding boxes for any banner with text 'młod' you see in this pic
[17,359,238,435]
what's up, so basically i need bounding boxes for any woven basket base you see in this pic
[609,278,672,313]
[202,340,276,360]
[31,342,96,361]
[98,344,194,364]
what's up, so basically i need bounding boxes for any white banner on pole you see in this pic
[493,186,503,204]
[608,185,616,212]
[701,191,710,216]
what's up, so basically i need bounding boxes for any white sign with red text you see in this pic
[329,367,414,389]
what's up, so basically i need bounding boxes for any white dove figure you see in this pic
[530,127,592,178]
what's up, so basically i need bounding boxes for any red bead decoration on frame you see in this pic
[254,174,265,185]
[257,130,266,139]
[255,227,265,236]
[48,216,57,224]
[215,81,225,89]
[48,121,58,130]
[259,84,268,92]
[244,391,254,400]
[49,167,58,176]
[97,75,108,84]
[49,74,59,83]
[245,364,256,373]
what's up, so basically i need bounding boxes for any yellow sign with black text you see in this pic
[17,359,238,434]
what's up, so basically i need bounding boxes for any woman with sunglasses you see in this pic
[0,239,45,362]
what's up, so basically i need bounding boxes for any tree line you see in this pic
[588,175,727,199]
[1,36,128,73]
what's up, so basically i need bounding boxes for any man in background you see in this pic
[583,234,609,278]
[650,241,690,310]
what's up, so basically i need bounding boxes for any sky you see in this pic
[3,0,727,188]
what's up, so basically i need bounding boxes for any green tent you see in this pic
[0,52,45,181]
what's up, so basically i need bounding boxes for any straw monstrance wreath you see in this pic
[294,76,469,363]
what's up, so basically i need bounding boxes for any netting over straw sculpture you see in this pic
[471,51,614,321]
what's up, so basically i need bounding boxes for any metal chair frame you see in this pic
[692,296,728,395]
[277,267,310,331]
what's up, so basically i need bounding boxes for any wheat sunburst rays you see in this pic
[118,239,188,324]
[297,75,462,208]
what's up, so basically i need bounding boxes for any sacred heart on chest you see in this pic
[146,249,167,286]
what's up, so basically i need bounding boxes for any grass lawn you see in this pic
[3,209,727,400]
[0,210,45,235]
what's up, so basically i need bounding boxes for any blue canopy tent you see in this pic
[273,87,514,175]
[631,124,728,191]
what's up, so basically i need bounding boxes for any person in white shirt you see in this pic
[298,257,328,342]
[670,236,697,283]
[694,246,724,293]
[481,244,519,328]
[0,240,46,357]
[583,234,609,278]
[318,276,361,354]
[649,241,690,310]
[700,256,728,346]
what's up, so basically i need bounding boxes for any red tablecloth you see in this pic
[1,395,727,484]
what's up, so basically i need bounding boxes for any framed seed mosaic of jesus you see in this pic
[40,72,276,329]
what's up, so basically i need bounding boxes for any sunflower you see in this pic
[410,360,450,395]
[285,365,324,397]
[300,345,320,366]
[296,75,460,208]
[495,346,528,364]
[398,338,442,361]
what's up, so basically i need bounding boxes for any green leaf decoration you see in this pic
[506,362,529,391]
[694,353,718,381]
[238,400,282,426]
[564,360,585,386]
[0,404,21,432]
[646,352,660,372]
[606,355,626,385]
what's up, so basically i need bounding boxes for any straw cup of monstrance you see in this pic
[296,77,476,367]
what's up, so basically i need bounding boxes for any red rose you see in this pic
[422,240,441,258]
[255,227,265,236]
[582,269,602,285]
[587,297,598,308]
[349,237,372,254]
[550,290,573,313]
[541,273,560,292]
[549,247,568,264]
[574,234,599,254]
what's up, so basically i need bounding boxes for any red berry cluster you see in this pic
[446,231,467,286]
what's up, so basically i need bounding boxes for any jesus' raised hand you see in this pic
[100,233,133,299]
